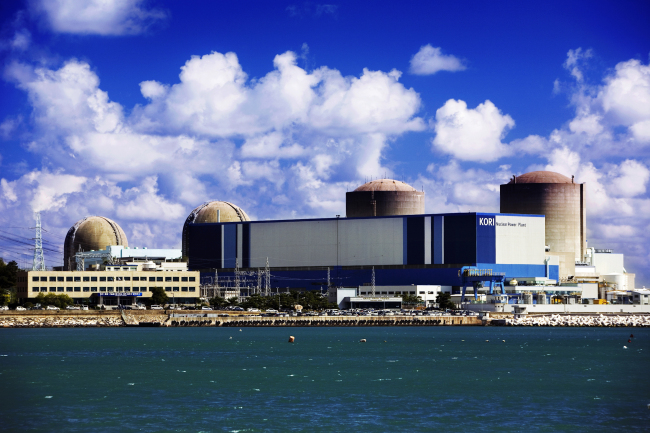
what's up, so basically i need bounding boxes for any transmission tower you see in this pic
[264,257,270,296]
[32,212,45,271]
[235,258,241,302]
[371,266,375,297]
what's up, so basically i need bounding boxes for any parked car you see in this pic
[15,306,27,311]
[201,306,212,310]
[266,309,278,313]
[132,304,146,310]
[150,305,163,310]
[0,306,8,311]
[46,305,60,310]
[80,305,89,311]
[66,305,80,310]
[247,308,260,312]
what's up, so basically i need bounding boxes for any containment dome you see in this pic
[346,179,425,217]
[181,201,251,259]
[63,216,128,270]
[500,170,586,265]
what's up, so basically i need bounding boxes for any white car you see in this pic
[66,305,80,310]
[201,306,212,310]
[46,305,60,310]
[150,305,163,310]
[132,304,146,310]
[80,305,89,311]
[15,306,27,311]
[265,309,278,313]
[247,308,260,312]
[0,306,8,311]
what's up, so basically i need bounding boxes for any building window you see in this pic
[173,277,179,282]
[32,287,39,292]
[181,277,188,282]
[107,277,114,282]
[83,287,90,292]
[116,277,123,281]
[181,287,188,292]
[74,277,81,282]
[32,276,39,282]
[165,287,171,292]
[123,287,130,292]
[48,276,55,281]
[124,277,131,281]
[83,276,89,282]
[173,287,179,292]
[74,287,80,292]
[50,287,56,292]
[100,287,106,291]
[41,287,47,292]
[410,291,415,295]
[132,277,139,281]
[57,277,63,282]
[100,277,106,282]
[149,277,155,282]
[165,276,172,282]
[189,277,195,282]
[189,287,195,292]
[66,276,73,282]
[91,287,98,292]
[419,291,425,295]
[91,276,97,282]
[66,287,73,292]
[57,287,64,292]
[157,277,163,282]
[115,287,122,291]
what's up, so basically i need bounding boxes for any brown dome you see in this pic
[509,171,573,184]
[63,216,128,270]
[354,179,417,192]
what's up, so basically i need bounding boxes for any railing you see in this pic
[459,269,506,277]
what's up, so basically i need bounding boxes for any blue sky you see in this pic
[0,0,649,283]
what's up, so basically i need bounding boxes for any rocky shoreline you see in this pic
[1,312,649,328]
[501,314,650,327]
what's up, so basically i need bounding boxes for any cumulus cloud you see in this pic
[432,99,514,162]
[31,0,167,36]
[409,45,466,75]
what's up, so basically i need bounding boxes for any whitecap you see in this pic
[45,396,52,399]
[128,383,135,386]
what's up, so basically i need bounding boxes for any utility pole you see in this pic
[32,212,45,271]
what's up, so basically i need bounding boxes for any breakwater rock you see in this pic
[501,314,650,327]
[0,315,124,327]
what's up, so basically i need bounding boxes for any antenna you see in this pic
[32,212,45,271]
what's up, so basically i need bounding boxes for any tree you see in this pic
[35,293,73,308]
[226,297,239,307]
[0,259,18,305]
[209,296,226,309]
[436,292,455,310]
[401,293,423,305]
[150,287,168,305]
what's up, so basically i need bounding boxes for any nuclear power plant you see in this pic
[16,170,649,311]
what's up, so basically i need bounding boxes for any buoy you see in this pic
[240,329,242,332]
[502,340,506,343]
[288,336,295,343]
[486,340,489,342]
[229,336,232,339]
[384,340,387,343]
[360,339,367,343]
[630,334,634,338]
[623,346,627,349]
[628,339,631,343]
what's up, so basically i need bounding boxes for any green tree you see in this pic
[226,297,239,307]
[0,259,18,290]
[209,296,226,309]
[401,293,423,305]
[436,292,455,310]
[35,293,73,308]
[150,287,168,305]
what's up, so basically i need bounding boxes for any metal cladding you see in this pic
[63,216,128,270]
[181,201,251,259]
[346,179,425,217]
[500,170,586,261]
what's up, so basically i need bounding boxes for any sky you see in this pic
[0,0,649,283]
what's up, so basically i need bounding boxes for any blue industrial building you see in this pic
[187,212,558,291]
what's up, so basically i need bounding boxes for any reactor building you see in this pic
[181,201,251,260]
[346,179,425,217]
[63,216,128,271]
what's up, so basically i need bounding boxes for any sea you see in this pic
[0,327,648,432]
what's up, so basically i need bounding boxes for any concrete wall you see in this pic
[346,190,425,217]
[466,303,650,314]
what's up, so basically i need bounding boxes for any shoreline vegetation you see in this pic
[0,311,649,328]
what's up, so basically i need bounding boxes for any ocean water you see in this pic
[0,327,648,432]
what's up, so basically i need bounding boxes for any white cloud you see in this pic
[32,0,167,36]
[432,99,514,162]
[409,45,466,75]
